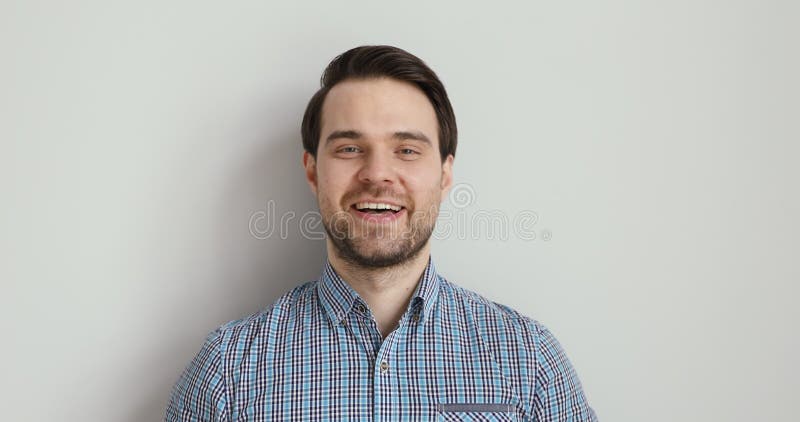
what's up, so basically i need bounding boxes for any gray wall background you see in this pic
[3,0,798,420]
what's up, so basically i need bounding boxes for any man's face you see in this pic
[303,77,453,268]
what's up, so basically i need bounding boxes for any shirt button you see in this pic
[379,360,389,374]
[356,304,366,313]
[412,314,419,323]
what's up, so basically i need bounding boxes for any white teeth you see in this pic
[355,202,401,212]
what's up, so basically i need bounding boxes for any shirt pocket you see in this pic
[437,403,518,421]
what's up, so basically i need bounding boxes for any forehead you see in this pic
[320,78,438,143]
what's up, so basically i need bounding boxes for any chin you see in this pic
[344,240,427,268]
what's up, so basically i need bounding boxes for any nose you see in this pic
[357,151,396,185]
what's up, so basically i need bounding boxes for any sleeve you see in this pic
[533,323,599,421]
[165,328,230,422]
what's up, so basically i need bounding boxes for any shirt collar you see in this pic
[317,255,440,326]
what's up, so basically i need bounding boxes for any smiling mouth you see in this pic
[351,203,405,214]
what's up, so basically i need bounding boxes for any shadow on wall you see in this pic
[125,93,325,421]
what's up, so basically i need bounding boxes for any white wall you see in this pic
[3,0,798,420]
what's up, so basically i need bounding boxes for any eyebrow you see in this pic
[324,129,432,146]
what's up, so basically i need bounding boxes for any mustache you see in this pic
[344,187,408,205]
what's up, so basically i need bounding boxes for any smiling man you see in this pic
[166,45,597,421]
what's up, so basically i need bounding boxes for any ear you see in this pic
[302,151,318,196]
[439,154,454,202]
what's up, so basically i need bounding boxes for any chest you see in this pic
[228,314,528,421]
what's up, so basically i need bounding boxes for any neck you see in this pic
[326,242,431,338]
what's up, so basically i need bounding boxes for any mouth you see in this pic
[350,201,407,223]
[352,201,403,213]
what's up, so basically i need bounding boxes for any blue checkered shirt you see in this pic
[166,257,598,421]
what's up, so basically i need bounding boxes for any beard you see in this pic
[319,189,439,269]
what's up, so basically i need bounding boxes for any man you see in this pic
[167,45,597,421]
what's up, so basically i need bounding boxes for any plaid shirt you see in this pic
[166,257,598,421]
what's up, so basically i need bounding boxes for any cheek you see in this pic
[316,165,355,204]
[406,166,443,192]
[406,177,445,213]
[319,159,358,182]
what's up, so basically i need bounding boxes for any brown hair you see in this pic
[301,45,457,161]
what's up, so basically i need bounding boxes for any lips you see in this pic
[352,199,404,210]
[349,202,407,223]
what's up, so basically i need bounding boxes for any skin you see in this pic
[303,77,454,338]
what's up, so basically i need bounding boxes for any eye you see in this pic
[398,148,419,155]
[337,146,361,154]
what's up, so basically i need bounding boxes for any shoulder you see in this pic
[177,280,320,374]
[437,274,545,335]
[213,280,319,344]
[166,281,319,420]
[435,275,573,367]
[437,276,597,419]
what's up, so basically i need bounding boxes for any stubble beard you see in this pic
[320,197,439,269]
